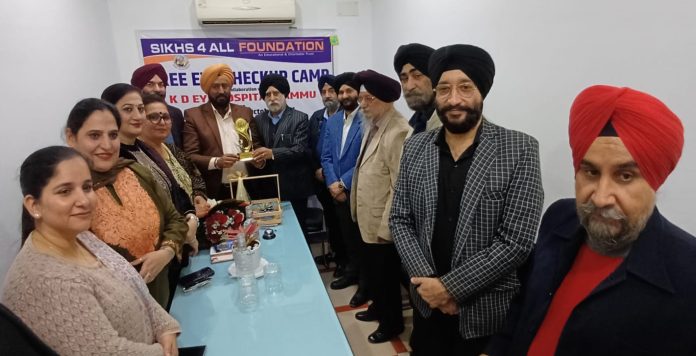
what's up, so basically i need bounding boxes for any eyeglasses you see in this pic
[434,82,478,99]
[145,112,171,124]
[357,94,376,105]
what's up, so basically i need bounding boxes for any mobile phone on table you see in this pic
[180,267,215,291]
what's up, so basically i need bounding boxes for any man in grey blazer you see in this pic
[389,44,544,355]
[251,74,313,236]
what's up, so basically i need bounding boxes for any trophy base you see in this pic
[239,152,254,162]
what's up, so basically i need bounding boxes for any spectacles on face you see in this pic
[357,94,376,105]
[434,82,478,99]
[145,112,171,124]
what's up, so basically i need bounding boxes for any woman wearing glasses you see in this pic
[140,94,211,254]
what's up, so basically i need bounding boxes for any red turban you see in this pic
[569,85,683,191]
[131,63,168,89]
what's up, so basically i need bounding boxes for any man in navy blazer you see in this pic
[320,72,367,307]
[487,85,696,356]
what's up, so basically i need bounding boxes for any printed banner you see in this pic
[139,36,334,116]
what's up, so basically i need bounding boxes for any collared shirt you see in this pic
[270,108,286,126]
[207,103,247,182]
[431,124,483,275]
[340,108,358,154]
[408,103,436,135]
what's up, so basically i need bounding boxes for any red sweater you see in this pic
[527,243,623,356]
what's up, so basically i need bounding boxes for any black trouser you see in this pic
[290,197,308,239]
[315,184,346,265]
[365,243,404,331]
[334,199,366,287]
[410,308,490,356]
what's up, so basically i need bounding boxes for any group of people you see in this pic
[1,39,695,356]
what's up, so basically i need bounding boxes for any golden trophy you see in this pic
[235,118,254,162]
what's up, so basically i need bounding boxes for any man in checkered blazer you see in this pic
[389,44,544,355]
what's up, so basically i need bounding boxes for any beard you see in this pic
[324,98,339,113]
[340,97,358,112]
[436,101,483,134]
[404,90,434,112]
[154,90,166,99]
[212,93,230,108]
[577,201,651,256]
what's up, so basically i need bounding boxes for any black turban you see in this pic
[393,43,435,76]
[259,74,290,99]
[101,83,141,105]
[428,44,495,98]
[354,70,401,103]
[131,63,169,89]
[317,74,336,91]
[331,72,359,93]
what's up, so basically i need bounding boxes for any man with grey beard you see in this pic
[393,43,442,134]
[486,85,696,356]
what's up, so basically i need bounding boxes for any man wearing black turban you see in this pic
[308,74,346,273]
[390,44,543,355]
[393,43,442,134]
[251,74,312,237]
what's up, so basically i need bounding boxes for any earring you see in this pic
[34,213,40,218]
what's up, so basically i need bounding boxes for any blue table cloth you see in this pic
[170,202,353,356]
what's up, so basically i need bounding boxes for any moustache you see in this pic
[579,201,626,221]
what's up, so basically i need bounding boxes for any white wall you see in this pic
[0,0,119,288]
[371,0,696,233]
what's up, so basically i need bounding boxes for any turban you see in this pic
[130,63,168,89]
[200,64,234,93]
[332,72,360,93]
[569,85,684,191]
[428,44,495,98]
[354,70,401,103]
[393,43,435,76]
[259,74,290,99]
[317,74,336,91]
[101,83,141,105]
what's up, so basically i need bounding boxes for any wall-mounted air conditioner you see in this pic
[196,0,296,26]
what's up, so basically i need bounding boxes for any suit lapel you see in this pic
[272,108,293,147]
[341,111,362,158]
[359,114,390,167]
[451,121,497,261]
[202,104,223,150]
[423,128,441,249]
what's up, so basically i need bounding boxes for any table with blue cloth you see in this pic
[170,202,352,355]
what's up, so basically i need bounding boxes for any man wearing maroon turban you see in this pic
[487,85,696,356]
[131,63,185,149]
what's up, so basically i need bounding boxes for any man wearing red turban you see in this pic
[487,85,696,356]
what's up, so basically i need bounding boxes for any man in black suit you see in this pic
[486,85,695,356]
[131,63,185,149]
[251,74,312,237]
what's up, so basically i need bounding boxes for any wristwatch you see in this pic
[338,181,345,190]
